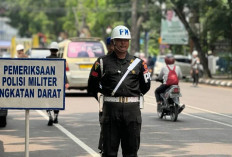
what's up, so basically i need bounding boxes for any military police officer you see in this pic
[47,42,69,126]
[106,37,114,55]
[88,25,151,157]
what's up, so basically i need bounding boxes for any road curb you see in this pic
[184,78,232,88]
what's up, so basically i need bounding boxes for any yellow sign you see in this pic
[79,64,93,69]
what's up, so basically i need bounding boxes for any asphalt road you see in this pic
[0,81,232,157]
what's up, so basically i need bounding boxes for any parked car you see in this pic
[58,37,107,91]
[174,55,192,78]
[25,48,51,58]
[153,55,191,79]
[1,52,11,58]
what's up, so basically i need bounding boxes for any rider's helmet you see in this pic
[16,44,24,51]
[111,25,131,40]
[50,42,59,50]
[165,53,175,64]
[192,50,198,56]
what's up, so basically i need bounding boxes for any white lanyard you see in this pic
[111,58,141,96]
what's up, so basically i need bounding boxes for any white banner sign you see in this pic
[161,10,188,45]
[0,58,65,110]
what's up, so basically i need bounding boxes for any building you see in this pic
[0,17,18,56]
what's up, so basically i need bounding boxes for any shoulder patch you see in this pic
[91,71,98,77]
[143,61,148,70]
[95,62,100,70]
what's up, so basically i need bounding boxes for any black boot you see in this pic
[48,116,53,126]
[47,110,53,126]
[53,114,58,124]
[178,104,185,114]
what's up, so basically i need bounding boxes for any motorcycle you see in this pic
[155,79,185,122]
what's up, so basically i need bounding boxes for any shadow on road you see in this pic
[0,111,96,157]
[65,92,91,97]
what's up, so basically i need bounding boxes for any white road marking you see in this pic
[145,101,232,128]
[183,113,232,128]
[186,105,232,119]
[145,95,232,119]
[37,110,100,157]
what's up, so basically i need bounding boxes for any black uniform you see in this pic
[88,52,151,157]
[46,54,60,117]
[46,54,68,124]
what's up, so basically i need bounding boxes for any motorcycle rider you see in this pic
[155,53,182,110]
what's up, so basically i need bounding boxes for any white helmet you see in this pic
[50,42,59,50]
[192,50,198,56]
[111,25,131,40]
[16,44,24,51]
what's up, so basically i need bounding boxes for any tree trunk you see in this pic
[131,0,144,55]
[171,1,212,78]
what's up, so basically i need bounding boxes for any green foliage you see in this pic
[4,0,66,40]
[2,0,231,58]
[63,0,131,39]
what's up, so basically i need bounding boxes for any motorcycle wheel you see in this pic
[0,116,7,127]
[170,104,178,122]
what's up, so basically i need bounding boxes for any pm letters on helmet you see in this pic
[119,29,129,35]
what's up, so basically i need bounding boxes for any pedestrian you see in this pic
[106,37,114,55]
[154,53,182,110]
[147,56,155,77]
[139,53,147,63]
[47,41,69,126]
[88,25,151,156]
[191,50,200,87]
[16,44,28,58]
[96,37,115,153]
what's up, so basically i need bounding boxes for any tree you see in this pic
[168,0,232,78]
[3,0,66,41]
[171,0,211,78]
